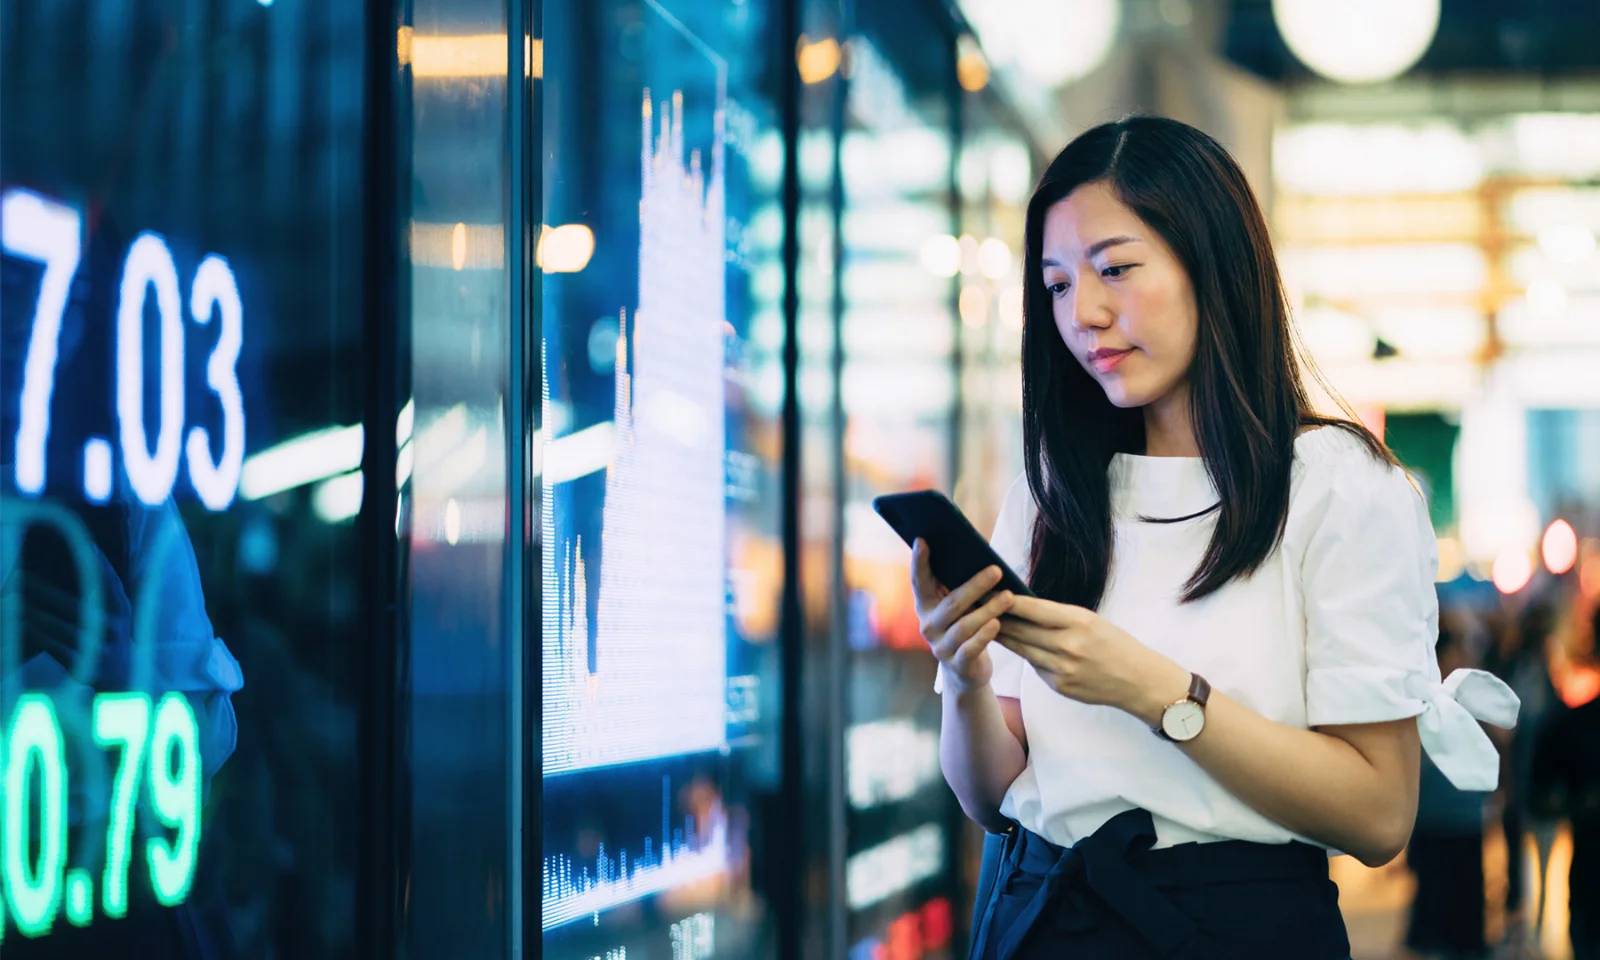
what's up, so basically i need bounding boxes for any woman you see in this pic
[913,116,1521,959]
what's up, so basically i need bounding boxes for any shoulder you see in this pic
[1291,425,1419,514]
[1287,424,1432,556]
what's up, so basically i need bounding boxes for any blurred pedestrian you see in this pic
[1405,623,1491,960]
[1486,601,1564,951]
[1530,604,1600,960]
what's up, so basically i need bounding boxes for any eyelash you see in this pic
[1045,264,1136,297]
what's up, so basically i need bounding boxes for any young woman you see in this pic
[913,116,1522,959]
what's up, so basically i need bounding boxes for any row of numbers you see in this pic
[2,188,246,510]
[0,693,200,939]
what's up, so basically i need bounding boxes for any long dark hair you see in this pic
[1021,116,1392,608]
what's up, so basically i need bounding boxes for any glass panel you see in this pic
[403,0,516,954]
[1,0,365,955]
[953,97,1032,538]
[837,6,965,956]
[538,1,783,956]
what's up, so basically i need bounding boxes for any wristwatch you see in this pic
[1154,673,1211,743]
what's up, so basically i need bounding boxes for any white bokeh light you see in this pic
[1538,223,1597,265]
[961,0,1119,87]
[1272,0,1439,85]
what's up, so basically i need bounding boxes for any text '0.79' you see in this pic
[0,692,202,939]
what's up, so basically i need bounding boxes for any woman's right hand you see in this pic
[911,538,1016,695]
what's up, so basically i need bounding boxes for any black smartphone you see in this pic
[872,490,1035,598]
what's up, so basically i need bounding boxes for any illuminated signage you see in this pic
[2,188,246,510]
[541,88,728,777]
[847,897,953,960]
[0,691,201,939]
[1,186,232,939]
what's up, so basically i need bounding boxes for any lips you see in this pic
[1088,347,1133,374]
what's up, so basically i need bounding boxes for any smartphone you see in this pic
[872,490,1035,598]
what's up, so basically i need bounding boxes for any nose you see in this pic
[1071,276,1113,331]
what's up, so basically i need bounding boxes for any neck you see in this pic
[1141,386,1200,458]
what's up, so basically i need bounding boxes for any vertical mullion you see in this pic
[506,0,529,954]
[357,0,407,953]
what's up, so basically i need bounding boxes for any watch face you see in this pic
[1162,700,1205,742]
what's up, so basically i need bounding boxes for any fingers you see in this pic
[910,539,942,610]
[930,589,1015,662]
[1006,595,1089,628]
[924,565,1003,639]
[947,619,1001,675]
[995,615,1055,648]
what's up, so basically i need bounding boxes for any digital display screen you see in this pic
[539,1,783,956]
[3,0,368,954]
[0,184,240,940]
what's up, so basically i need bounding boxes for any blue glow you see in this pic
[117,232,186,507]
[186,254,247,510]
[2,189,82,496]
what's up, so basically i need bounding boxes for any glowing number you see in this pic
[3,696,67,938]
[145,694,200,906]
[118,232,186,507]
[186,255,246,510]
[1,189,82,495]
[92,694,151,919]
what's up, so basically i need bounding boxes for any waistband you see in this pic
[1010,817,1330,888]
[979,808,1330,960]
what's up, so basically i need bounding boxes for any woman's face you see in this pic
[1040,181,1198,410]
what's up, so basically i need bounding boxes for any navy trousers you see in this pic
[972,809,1351,960]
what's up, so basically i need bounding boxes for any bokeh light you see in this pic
[1542,519,1578,575]
[1272,0,1440,84]
[1492,549,1534,595]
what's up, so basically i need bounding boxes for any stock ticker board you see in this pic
[1,185,239,939]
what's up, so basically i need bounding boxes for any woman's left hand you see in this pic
[996,596,1189,725]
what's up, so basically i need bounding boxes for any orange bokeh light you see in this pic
[1581,554,1600,601]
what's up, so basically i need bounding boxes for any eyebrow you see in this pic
[1040,235,1142,268]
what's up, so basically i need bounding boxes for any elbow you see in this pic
[1349,807,1416,869]
[1350,836,1406,869]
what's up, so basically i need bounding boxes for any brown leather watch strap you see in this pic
[1189,673,1211,707]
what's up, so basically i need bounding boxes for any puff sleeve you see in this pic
[933,474,1032,698]
[1298,447,1518,791]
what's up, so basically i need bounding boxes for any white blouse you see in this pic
[939,428,1519,850]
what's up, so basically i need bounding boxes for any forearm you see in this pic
[940,682,1027,833]
[1134,666,1417,865]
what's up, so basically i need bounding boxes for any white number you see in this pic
[186,255,246,510]
[2,189,82,495]
[117,233,186,506]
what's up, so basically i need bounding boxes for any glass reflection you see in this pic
[1,0,366,955]
[539,1,782,956]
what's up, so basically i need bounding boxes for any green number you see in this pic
[65,870,92,926]
[145,694,200,906]
[4,695,67,937]
[93,693,152,919]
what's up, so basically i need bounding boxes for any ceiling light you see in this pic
[960,0,1119,87]
[1272,0,1439,84]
